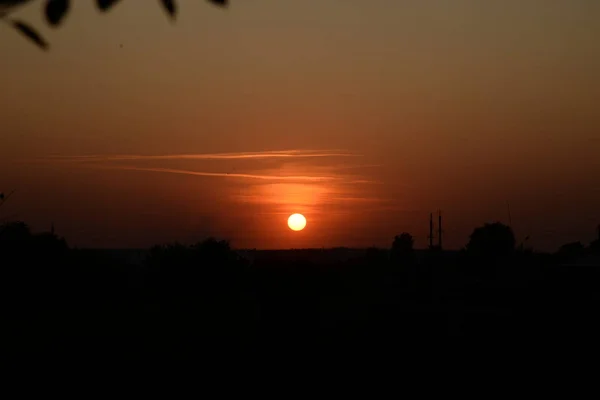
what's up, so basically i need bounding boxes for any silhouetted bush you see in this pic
[0,220,31,243]
[391,232,415,265]
[466,222,516,261]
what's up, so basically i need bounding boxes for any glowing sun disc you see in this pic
[287,213,306,231]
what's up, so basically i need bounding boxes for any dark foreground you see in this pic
[3,242,600,372]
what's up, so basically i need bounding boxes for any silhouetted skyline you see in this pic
[2,0,599,250]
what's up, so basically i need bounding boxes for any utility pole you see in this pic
[438,211,443,250]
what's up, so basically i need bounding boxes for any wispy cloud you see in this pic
[40,148,381,184]
[96,166,337,182]
[347,179,383,185]
[44,149,358,162]
[326,197,392,203]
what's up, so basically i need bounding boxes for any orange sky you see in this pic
[1,0,599,250]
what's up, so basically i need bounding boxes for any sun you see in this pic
[287,213,307,231]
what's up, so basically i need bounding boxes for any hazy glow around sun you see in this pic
[287,213,307,231]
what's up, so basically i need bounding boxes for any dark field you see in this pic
[3,240,600,370]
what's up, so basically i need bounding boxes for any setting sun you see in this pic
[287,213,307,231]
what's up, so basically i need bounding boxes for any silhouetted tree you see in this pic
[192,237,233,263]
[466,222,515,261]
[0,220,31,243]
[391,232,415,265]
[0,221,70,263]
[0,0,229,50]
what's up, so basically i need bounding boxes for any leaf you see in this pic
[96,0,121,12]
[208,0,228,7]
[160,0,176,20]
[12,20,48,50]
[45,0,69,26]
[0,0,34,16]
[0,0,33,8]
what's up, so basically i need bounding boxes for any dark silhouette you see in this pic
[0,0,229,50]
[0,220,30,240]
[466,222,516,261]
[557,241,585,258]
[390,232,415,265]
[2,217,600,371]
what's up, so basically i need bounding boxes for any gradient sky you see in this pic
[1,0,599,250]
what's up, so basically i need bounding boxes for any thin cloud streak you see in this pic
[327,197,393,203]
[97,166,338,182]
[43,149,359,162]
[347,179,384,185]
